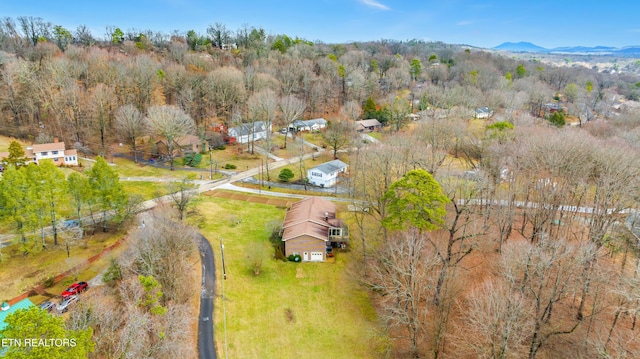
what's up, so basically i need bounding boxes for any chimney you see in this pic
[53,137,59,143]
[324,212,329,221]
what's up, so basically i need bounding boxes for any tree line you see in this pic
[1,16,639,162]
[0,151,129,254]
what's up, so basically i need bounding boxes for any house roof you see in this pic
[176,135,201,146]
[31,142,66,152]
[475,107,492,114]
[355,119,382,128]
[0,298,34,331]
[291,118,327,128]
[282,197,337,242]
[229,121,267,136]
[65,149,78,156]
[309,159,348,175]
[303,118,327,126]
[155,134,200,147]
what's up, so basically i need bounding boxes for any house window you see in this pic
[41,152,48,156]
[52,150,58,155]
[54,157,59,162]
[329,228,343,236]
[312,172,322,177]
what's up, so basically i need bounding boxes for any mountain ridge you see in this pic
[493,41,640,56]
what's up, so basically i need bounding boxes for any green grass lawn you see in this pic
[121,181,171,201]
[195,196,379,358]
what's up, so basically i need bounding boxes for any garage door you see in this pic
[310,252,324,261]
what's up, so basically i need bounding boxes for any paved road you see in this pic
[197,233,217,359]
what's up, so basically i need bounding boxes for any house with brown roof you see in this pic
[281,197,348,262]
[154,135,204,157]
[355,119,382,132]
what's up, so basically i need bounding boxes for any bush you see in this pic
[278,168,295,182]
[287,254,302,262]
[224,163,237,169]
[43,276,55,288]
[183,153,203,167]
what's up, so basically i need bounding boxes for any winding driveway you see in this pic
[197,233,217,359]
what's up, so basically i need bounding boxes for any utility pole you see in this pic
[209,149,213,180]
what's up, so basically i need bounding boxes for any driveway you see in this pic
[197,233,217,359]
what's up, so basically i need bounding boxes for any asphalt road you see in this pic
[197,233,217,359]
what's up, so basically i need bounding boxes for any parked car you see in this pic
[61,219,80,229]
[61,282,88,298]
[57,295,78,313]
[280,128,288,134]
[39,301,56,312]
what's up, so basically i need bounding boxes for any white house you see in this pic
[474,107,494,119]
[228,121,271,144]
[307,159,348,188]
[23,140,78,166]
[289,118,327,132]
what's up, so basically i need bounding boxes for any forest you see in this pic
[1,15,640,358]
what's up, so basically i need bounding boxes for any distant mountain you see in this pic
[492,42,640,57]
[494,41,547,52]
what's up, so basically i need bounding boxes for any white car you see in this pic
[57,295,79,313]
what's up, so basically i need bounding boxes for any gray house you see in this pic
[228,121,271,144]
[289,118,328,132]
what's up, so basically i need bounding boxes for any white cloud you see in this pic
[359,0,390,11]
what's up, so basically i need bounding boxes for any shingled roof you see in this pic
[281,197,337,242]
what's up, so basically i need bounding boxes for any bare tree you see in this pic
[456,280,534,359]
[88,83,115,156]
[279,95,305,149]
[322,118,354,159]
[340,100,362,122]
[146,105,195,170]
[500,237,588,359]
[114,104,148,163]
[167,175,197,221]
[248,88,278,180]
[366,229,439,358]
[206,66,246,122]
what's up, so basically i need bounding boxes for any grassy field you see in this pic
[121,181,171,200]
[195,196,379,358]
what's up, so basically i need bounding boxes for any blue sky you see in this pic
[2,0,639,48]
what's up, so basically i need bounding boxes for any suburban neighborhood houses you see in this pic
[1,9,640,359]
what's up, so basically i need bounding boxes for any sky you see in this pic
[2,0,639,49]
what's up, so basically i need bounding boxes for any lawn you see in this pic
[0,230,125,301]
[121,181,171,201]
[195,196,379,359]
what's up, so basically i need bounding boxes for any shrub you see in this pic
[278,168,295,182]
[43,276,55,288]
[287,254,302,262]
[224,163,237,169]
[183,153,203,167]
